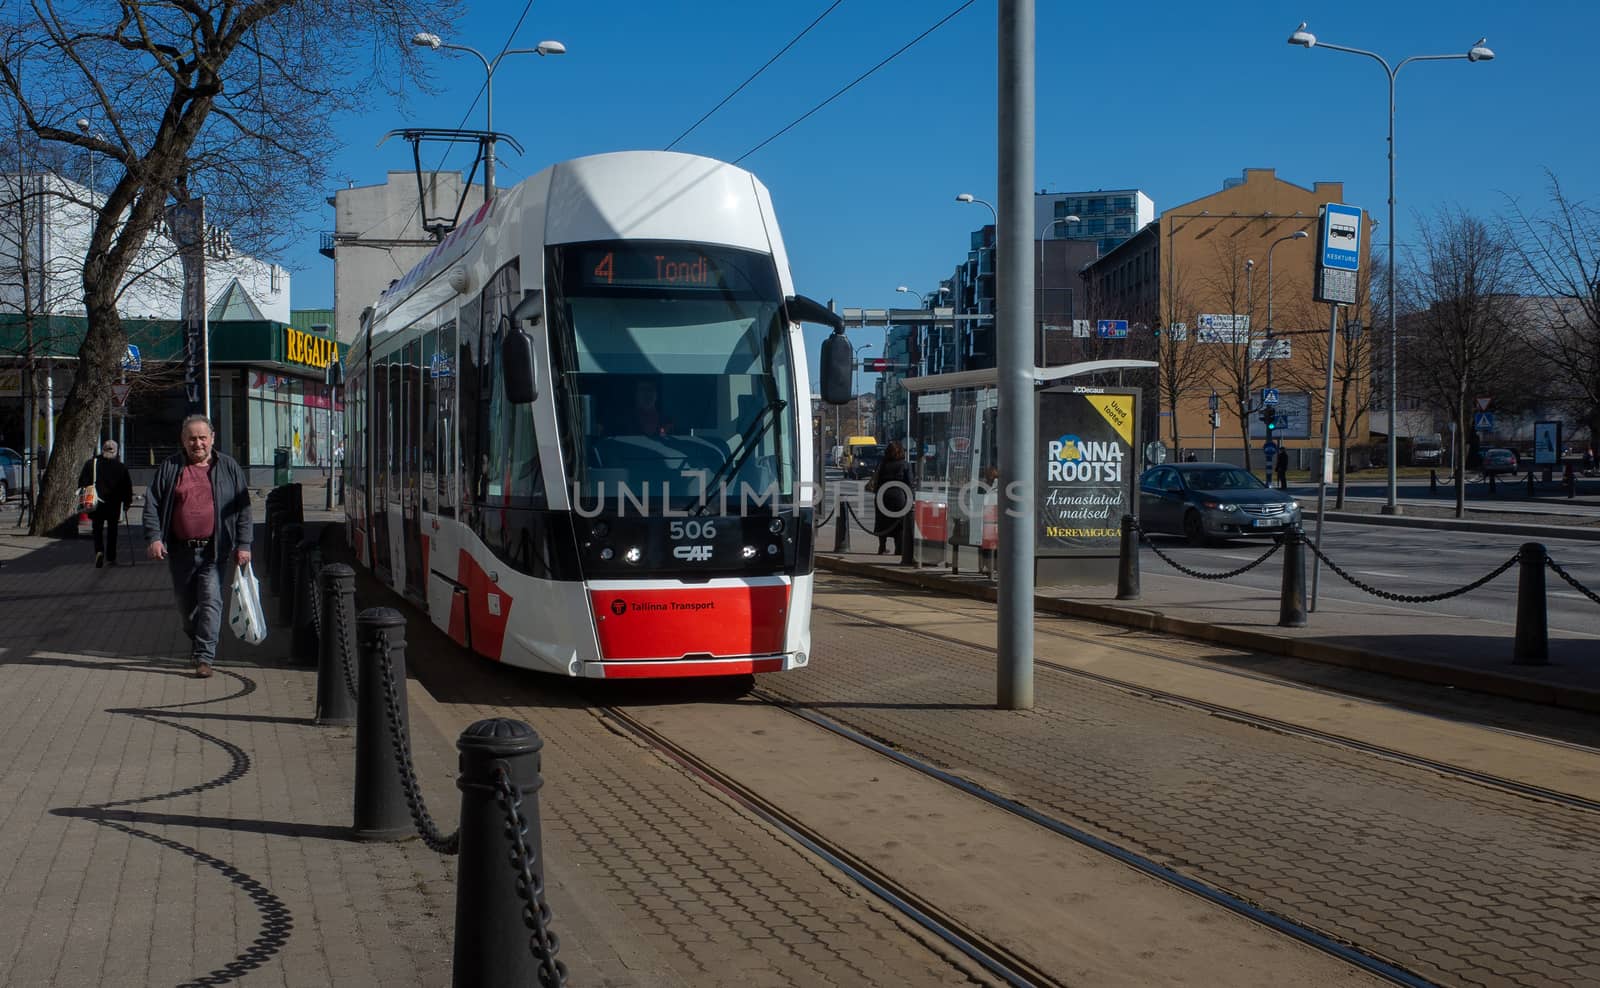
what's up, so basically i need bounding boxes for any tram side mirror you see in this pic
[819,331,853,405]
[504,291,544,404]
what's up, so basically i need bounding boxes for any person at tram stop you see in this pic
[870,441,912,555]
[77,439,133,568]
[1275,448,1289,490]
[143,415,253,679]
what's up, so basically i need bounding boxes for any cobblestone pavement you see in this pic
[0,535,457,987]
[759,585,1600,988]
[406,655,997,988]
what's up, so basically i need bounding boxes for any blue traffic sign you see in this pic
[1262,441,1280,460]
[122,344,142,372]
[1473,411,1495,432]
[1321,203,1363,272]
[1096,319,1129,339]
[1262,388,1280,406]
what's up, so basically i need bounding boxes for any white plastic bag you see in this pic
[228,562,268,645]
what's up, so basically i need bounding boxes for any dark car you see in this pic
[1481,448,1518,477]
[849,445,885,480]
[1139,462,1302,545]
[0,446,22,503]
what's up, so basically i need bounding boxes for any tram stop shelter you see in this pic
[897,359,1156,587]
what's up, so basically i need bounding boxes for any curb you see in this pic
[1324,511,1600,543]
[815,554,1600,715]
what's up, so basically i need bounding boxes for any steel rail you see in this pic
[598,705,1064,988]
[813,599,1600,814]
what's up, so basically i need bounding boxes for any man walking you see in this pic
[143,415,252,678]
[78,439,133,567]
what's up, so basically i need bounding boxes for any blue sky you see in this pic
[285,0,1598,388]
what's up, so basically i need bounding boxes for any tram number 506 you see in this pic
[670,520,717,541]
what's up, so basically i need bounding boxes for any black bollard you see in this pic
[1527,472,1536,496]
[1488,472,1496,493]
[277,533,303,628]
[1512,543,1548,666]
[292,540,323,664]
[1116,514,1141,600]
[1567,471,1577,499]
[316,564,358,726]
[354,607,414,840]
[274,520,302,602]
[833,497,849,552]
[899,503,916,566]
[264,506,285,597]
[452,718,562,988]
[1278,527,1308,628]
[1429,470,1437,493]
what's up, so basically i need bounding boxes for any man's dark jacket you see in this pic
[142,451,253,560]
[77,455,133,518]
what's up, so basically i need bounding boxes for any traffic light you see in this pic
[1263,409,1278,433]
[1152,324,1162,341]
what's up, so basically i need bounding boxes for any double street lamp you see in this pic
[412,32,566,201]
[1287,23,1494,514]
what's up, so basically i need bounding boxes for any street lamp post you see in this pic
[1037,215,1080,367]
[1288,23,1494,514]
[1264,230,1308,391]
[412,32,566,201]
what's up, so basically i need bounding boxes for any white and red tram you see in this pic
[342,151,845,679]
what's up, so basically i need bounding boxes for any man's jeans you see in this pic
[168,543,233,665]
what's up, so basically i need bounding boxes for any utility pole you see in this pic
[997,0,1036,710]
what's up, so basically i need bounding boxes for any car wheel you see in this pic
[1183,510,1206,546]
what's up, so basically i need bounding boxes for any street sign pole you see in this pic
[1311,302,1339,612]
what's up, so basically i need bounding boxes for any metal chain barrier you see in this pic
[493,762,567,988]
[336,590,359,700]
[1132,520,1283,580]
[307,570,323,640]
[841,498,884,537]
[1546,556,1600,606]
[813,504,837,529]
[375,630,460,855]
[1303,538,1522,604]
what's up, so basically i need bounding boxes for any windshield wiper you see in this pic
[693,398,787,515]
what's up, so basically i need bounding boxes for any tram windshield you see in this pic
[548,241,797,511]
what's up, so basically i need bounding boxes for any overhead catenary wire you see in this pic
[663,0,847,152]
[733,0,977,165]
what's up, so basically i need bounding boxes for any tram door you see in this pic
[402,339,427,603]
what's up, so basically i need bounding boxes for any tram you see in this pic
[342,151,845,679]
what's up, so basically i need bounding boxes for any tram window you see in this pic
[437,320,457,518]
[389,357,403,506]
[373,352,389,507]
[421,328,439,515]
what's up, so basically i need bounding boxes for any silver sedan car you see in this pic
[1138,463,1302,545]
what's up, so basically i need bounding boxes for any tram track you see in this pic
[813,600,1600,816]
[598,703,1063,988]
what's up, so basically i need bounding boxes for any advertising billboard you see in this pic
[1036,387,1139,556]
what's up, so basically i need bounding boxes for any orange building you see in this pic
[1088,168,1373,471]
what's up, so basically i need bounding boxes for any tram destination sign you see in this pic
[579,245,734,290]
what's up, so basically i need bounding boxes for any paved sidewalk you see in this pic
[815,511,1600,712]
[0,530,461,987]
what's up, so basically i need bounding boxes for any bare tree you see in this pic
[1277,263,1375,507]
[1,0,461,534]
[1398,209,1524,516]
[1504,173,1600,450]
[1155,260,1210,456]
[1200,237,1260,473]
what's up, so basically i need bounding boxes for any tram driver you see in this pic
[627,378,674,438]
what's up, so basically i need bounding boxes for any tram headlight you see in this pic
[591,521,610,539]
[598,547,614,561]
[624,546,642,564]
[742,545,758,560]
[766,543,780,556]
[768,518,785,535]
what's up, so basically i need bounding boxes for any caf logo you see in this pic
[610,598,627,616]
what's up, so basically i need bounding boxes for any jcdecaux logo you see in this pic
[1046,434,1124,482]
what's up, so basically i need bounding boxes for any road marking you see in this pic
[1356,569,1409,579]
[1551,591,1589,600]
